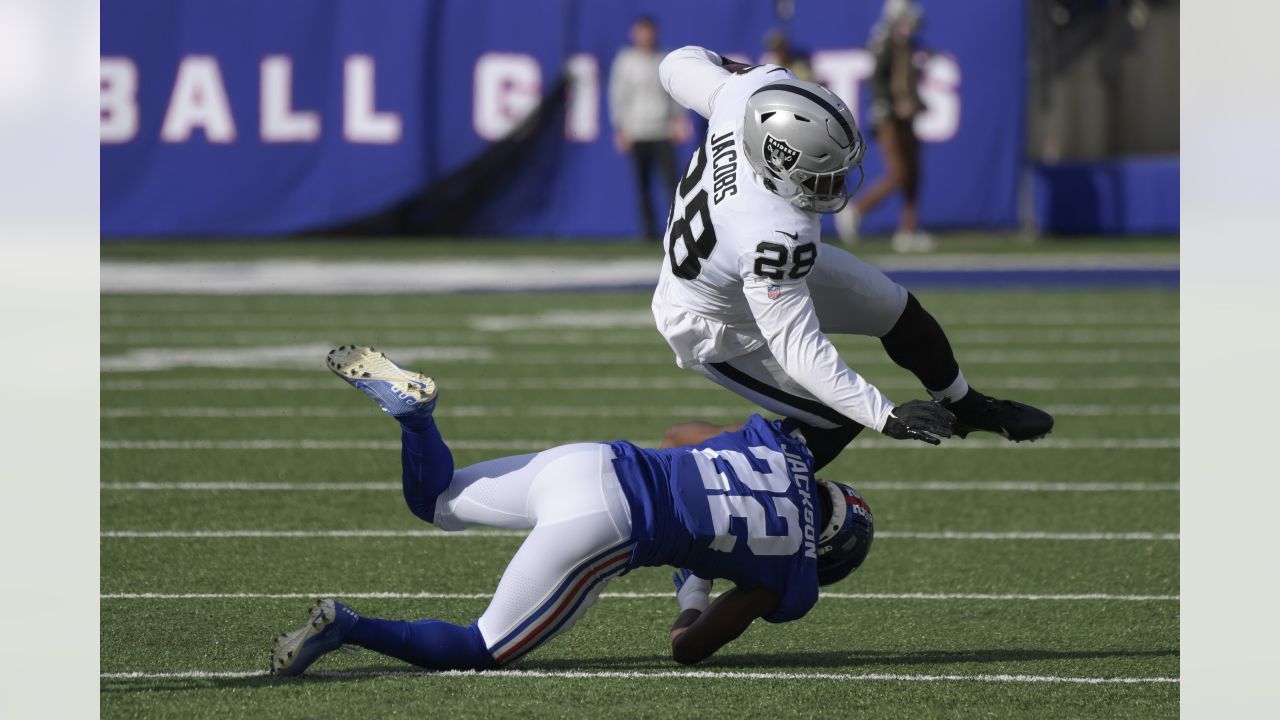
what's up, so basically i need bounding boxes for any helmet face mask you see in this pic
[814,479,875,586]
[742,79,867,214]
[790,165,865,213]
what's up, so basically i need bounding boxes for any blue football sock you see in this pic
[398,415,454,523]
[345,616,498,671]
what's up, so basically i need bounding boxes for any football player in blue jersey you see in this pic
[271,346,893,675]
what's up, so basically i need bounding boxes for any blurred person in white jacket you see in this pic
[609,16,685,240]
[651,46,1053,468]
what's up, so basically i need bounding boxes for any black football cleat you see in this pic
[943,390,1054,442]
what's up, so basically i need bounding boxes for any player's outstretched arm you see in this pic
[660,421,745,449]
[669,582,778,666]
[744,275,896,431]
[741,267,954,444]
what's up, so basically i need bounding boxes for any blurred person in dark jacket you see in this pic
[836,0,934,252]
[609,16,685,240]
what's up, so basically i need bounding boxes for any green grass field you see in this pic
[101,262,1178,717]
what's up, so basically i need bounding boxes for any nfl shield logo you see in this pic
[767,284,782,300]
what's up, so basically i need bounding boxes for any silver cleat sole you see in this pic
[326,345,437,406]
[272,598,336,675]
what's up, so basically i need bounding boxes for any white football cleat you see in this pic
[272,598,359,677]
[327,346,437,417]
[834,205,861,245]
[892,230,937,254]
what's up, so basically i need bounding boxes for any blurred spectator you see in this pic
[836,0,935,252]
[762,30,814,82]
[609,16,683,241]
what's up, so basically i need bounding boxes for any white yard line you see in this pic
[101,529,526,538]
[99,438,1180,451]
[100,256,1177,295]
[100,328,1180,346]
[881,531,1178,541]
[99,529,1177,541]
[99,345,495,372]
[99,403,1179,419]
[100,591,1177,602]
[100,346,1179,372]
[103,481,408,491]
[98,668,1179,684]
[99,480,1178,493]
[100,259,665,295]
[102,310,1178,328]
[99,375,1181,391]
[854,480,1178,492]
[104,377,1182,392]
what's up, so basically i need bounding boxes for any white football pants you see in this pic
[431,443,635,664]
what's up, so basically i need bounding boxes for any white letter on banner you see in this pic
[564,53,599,142]
[100,57,139,144]
[473,53,542,141]
[811,49,874,126]
[914,53,962,143]
[161,55,237,143]
[261,55,320,143]
[344,55,401,144]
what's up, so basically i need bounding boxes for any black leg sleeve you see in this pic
[781,418,866,472]
[879,292,961,393]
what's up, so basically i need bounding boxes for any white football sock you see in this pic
[929,370,970,404]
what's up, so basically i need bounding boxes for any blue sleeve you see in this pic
[763,568,819,623]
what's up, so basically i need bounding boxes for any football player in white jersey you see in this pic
[652,46,1053,468]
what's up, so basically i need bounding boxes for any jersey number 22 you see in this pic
[690,446,802,557]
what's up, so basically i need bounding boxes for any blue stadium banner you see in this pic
[101,0,1026,237]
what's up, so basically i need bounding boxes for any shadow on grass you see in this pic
[101,646,1179,695]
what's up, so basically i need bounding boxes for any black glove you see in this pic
[881,400,956,445]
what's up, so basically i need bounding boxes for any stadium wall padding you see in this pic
[101,0,1028,238]
[1032,158,1180,235]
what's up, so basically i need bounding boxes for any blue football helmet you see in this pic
[816,479,874,586]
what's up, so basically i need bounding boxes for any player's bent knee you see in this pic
[404,498,436,525]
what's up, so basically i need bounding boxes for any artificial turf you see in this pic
[101,281,1178,718]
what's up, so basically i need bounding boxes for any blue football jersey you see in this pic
[608,415,820,623]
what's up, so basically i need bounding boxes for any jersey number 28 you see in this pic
[689,446,802,557]
[753,241,817,280]
[667,143,717,280]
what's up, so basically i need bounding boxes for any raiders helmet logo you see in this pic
[763,134,801,174]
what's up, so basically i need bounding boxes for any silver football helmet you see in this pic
[741,78,866,213]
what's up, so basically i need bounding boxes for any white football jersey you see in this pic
[651,46,895,431]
